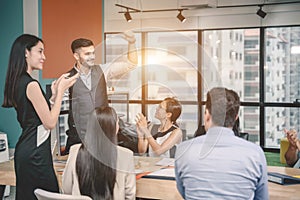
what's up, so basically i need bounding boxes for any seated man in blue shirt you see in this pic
[175,87,269,200]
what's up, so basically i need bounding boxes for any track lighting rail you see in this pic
[115,4,188,13]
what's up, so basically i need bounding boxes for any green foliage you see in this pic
[264,152,286,167]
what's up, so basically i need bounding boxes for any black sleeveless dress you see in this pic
[14,73,59,200]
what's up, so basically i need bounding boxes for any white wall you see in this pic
[23,0,39,79]
[104,0,300,32]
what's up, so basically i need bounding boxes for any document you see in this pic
[143,168,175,180]
[155,158,175,167]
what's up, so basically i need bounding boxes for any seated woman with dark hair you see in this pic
[136,97,183,158]
[62,106,136,200]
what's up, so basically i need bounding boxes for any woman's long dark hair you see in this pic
[76,107,118,200]
[2,34,43,108]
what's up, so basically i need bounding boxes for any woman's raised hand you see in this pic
[135,113,147,128]
[284,129,300,150]
[57,73,79,93]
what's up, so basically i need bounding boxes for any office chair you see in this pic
[34,189,92,200]
[170,129,186,158]
[239,132,249,140]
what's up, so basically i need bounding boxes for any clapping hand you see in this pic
[284,129,300,150]
[135,113,147,127]
[136,113,152,138]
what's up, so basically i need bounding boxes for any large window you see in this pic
[105,31,198,136]
[105,26,300,150]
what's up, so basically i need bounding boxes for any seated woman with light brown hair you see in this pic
[136,97,183,158]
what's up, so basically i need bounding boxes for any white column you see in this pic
[23,0,39,80]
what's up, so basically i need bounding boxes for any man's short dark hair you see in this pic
[71,38,94,53]
[206,87,240,127]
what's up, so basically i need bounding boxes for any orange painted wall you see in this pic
[42,0,103,78]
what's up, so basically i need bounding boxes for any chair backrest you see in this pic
[181,129,187,141]
[194,125,206,138]
[239,132,249,140]
[170,145,176,158]
[34,189,92,200]
[293,158,300,168]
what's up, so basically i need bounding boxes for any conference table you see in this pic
[1,157,300,200]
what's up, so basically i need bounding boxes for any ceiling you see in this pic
[113,0,300,11]
[109,0,300,21]
[106,0,300,32]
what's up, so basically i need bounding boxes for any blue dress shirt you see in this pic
[175,126,269,200]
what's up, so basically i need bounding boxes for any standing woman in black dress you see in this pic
[2,34,78,200]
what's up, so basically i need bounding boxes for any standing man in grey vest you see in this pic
[65,32,137,154]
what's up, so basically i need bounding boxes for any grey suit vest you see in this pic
[69,65,108,141]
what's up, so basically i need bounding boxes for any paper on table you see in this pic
[149,168,175,176]
[144,168,175,180]
[155,158,175,167]
[135,169,143,174]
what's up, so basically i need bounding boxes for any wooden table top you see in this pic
[2,158,300,199]
[0,160,15,186]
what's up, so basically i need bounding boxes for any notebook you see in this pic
[268,172,300,185]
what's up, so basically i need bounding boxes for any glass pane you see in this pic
[202,29,260,102]
[265,27,300,102]
[109,102,141,124]
[265,107,300,148]
[147,104,198,139]
[56,113,69,156]
[146,31,198,101]
[108,92,130,122]
[243,106,260,144]
[105,33,142,100]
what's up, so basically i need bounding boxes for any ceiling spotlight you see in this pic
[256,6,267,18]
[124,9,132,22]
[177,10,186,23]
